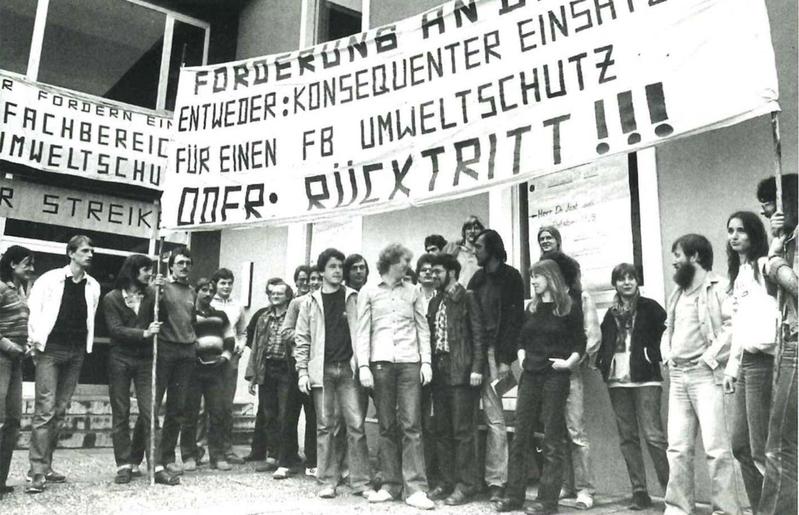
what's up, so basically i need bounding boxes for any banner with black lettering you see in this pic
[0,71,170,190]
[161,0,779,230]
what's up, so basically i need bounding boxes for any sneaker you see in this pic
[212,460,232,471]
[318,486,336,498]
[226,453,245,465]
[26,474,46,494]
[114,468,132,484]
[166,463,184,476]
[183,458,197,472]
[405,491,435,510]
[154,469,180,486]
[273,467,291,479]
[368,488,394,503]
[305,467,317,477]
[45,470,66,483]
[629,491,652,511]
[575,491,594,510]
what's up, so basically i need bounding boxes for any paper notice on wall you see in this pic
[528,154,633,293]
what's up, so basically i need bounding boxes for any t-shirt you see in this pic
[323,289,353,364]
[670,287,706,363]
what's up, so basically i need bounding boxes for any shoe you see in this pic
[255,460,277,473]
[114,468,132,484]
[265,456,278,467]
[629,491,652,510]
[196,447,207,465]
[130,466,143,478]
[305,467,317,477]
[25,475,45,494]
[318,486,336,498]
[575,491,594,509]
[489,485,505,503]
[272,467,291,479]
[226,453,245,465]
[428,485,452,501]
[154,469,180,486]
[367,488,394,503]
[46,470,66,483]
[243,453,265,463]
[445,490,471,506]
[494,498,524,512]
[1,485,14,494]
[525,502,558,515]
[165,463,184,476]
[212,460,232,471]
[183,458,197,472]
[405,491,435,510]
[559,487,576,499]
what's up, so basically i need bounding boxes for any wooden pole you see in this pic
[150,219,165,485]
[770,111,785,387]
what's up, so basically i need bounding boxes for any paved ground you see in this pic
[1,447,709,515]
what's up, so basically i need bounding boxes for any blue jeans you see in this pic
[759,339,797,515]
[313,361,371,491]
[506,369,570,506]
[371,361,427,498]
[0,352,22,486]
[729,351,773,510]
[563,363,596,495]
[432,380,479,493]
[108,348,153,467]
[481,346,508,488]
[29,343,85,475]
[608,385,669,494]
[260,359,299,468]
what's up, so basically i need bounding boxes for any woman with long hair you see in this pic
[722,210,778,510]
[495,259,584,515]
[0,246,34,499]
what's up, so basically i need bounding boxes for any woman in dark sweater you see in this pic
[496,259,584,515]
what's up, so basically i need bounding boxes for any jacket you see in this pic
[28,265,101,353]
[294,287,359,388]
[427,283,486,385]
[597,296,667,382]
[660,272,732,369]
[467,263,524,365]
[101,287,157,358]
[245,305,293,384]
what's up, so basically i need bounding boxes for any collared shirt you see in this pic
[670,285,706,363]
[433,281,459,355]
[122,288,143,316]
[356,277,431,365]
[211,294,247,347]
[255,308,289,361]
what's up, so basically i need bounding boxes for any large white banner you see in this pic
[162,0,779,230]
[0,72,170,190]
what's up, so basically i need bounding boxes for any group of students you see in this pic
[0,174,795,515]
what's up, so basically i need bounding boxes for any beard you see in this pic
[673,262,695,289]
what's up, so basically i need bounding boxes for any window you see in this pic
[0,0,37,74]
[318,0,362,43]
[165,20,207,111]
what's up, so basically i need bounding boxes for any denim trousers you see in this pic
[371,361,428,498]
[287,379,317,468]
[29,343,85,475]
[108,348,154,467]
[154,341,195,467]
[313,361,371,491]
[0,352,22,486]
[196,352,240,455]
[608,385,669,494]
[506,369,570,507]
[181,363,227,463]
[759,339,797,515]
[260,359,300,468]
[729,351,773,510]
[664,363,743,515]
[432,379,479,494]
[562,363,596,495]
[481,346,508,487]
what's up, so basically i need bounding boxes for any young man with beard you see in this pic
[427,253,485,506]
[295,248,372,499]
[444,216,485,287]
[26,236,101,493]
[660,234,741,515]
[467,229,524,503]
[344,254,370,292]
[356,243,434,510]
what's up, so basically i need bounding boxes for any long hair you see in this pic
[475,229,507,262]
[377,243,412,275]
[0,245,34,283]
[672,233,713,271]
[344,253,369,284]
[726,211,769,292]
[529,259,572,316]
[114,254,154,290]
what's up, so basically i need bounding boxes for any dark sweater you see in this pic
[468,263,525,365]
[48,279,87,345]
[102,287,158,357]
[159,280,197,344]
[516,302,584,372]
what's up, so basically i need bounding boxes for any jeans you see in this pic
[0,352,22,486]
[481,346,508,487]
[287,382,317,467]
[421,383,438,486]
[562,364,596,495]
[154,341,195,467]
[664,363,742,515]
[260,359,299,468]
[313,361,371,491]
[371,361,427,498]
[29,343,85,475]
[759,339,797,515]
[608,385,669,494]
[108,348,153,467]
[181,363,226,463]
[221,352,240,455]
[432,381,479,493]
[729,351,773,510]
[506,369,570,506]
